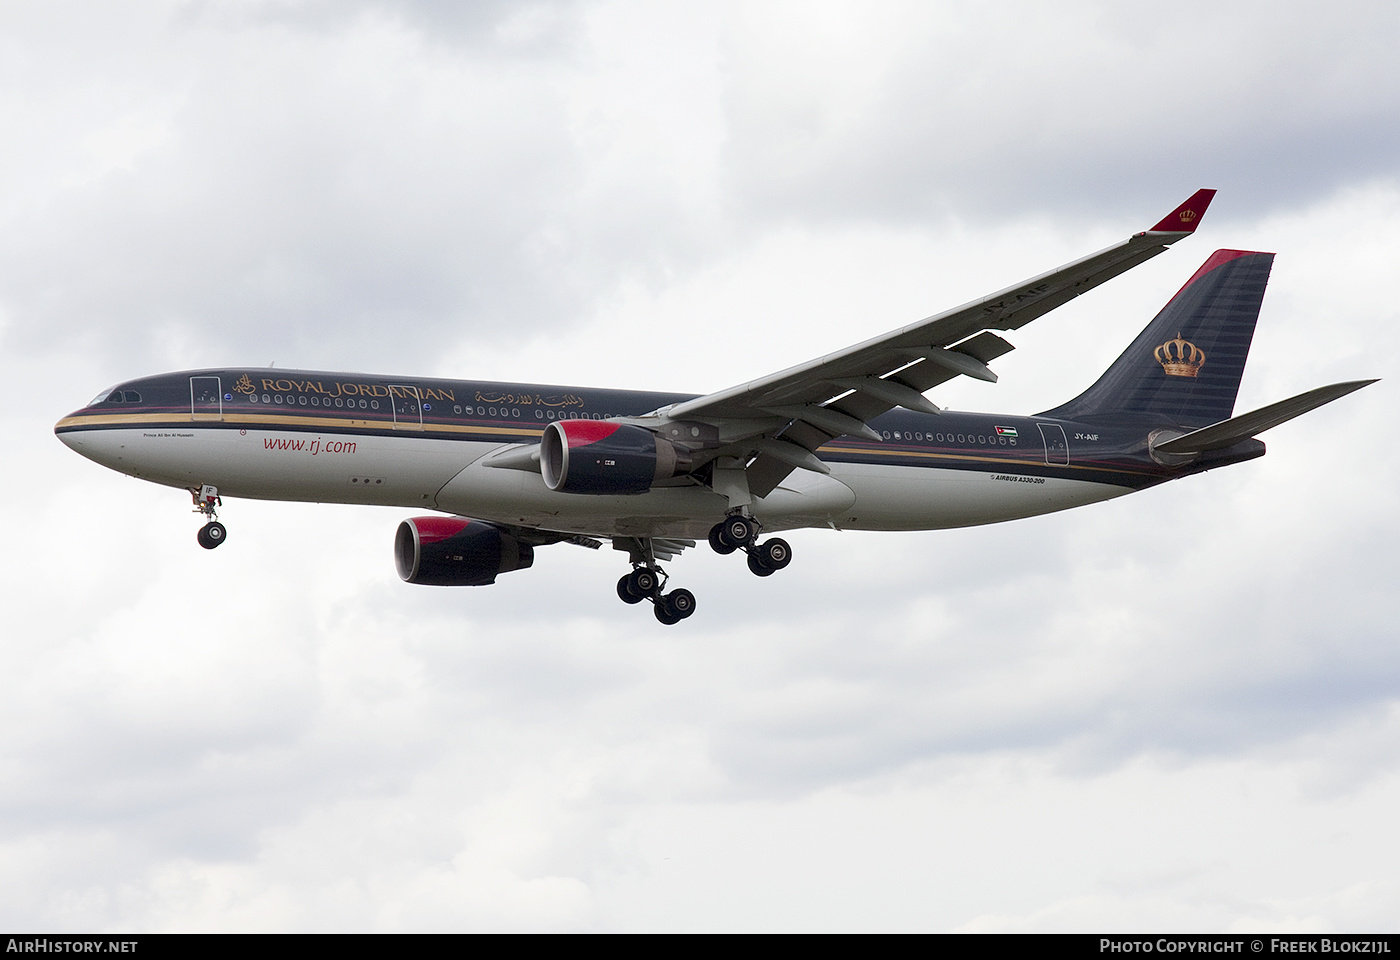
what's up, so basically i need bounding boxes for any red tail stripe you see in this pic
[1167,248,1273,304]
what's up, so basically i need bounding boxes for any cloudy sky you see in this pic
[3,0,1398,932]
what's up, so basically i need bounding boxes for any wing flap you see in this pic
[745,454,798,500]
[952,331,1016,365]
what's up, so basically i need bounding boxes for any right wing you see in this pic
[659,189,1218,496]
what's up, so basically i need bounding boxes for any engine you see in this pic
[394,516,533,586]
[540,420,686,494]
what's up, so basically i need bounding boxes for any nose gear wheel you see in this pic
[190,485,227,550]
[197,521,227,550]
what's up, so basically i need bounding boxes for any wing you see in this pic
[657,189,1217,497]
[492,521,694,563]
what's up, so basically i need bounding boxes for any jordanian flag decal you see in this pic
[994,426,1018,438]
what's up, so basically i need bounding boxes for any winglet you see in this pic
[1149,188,1216,234]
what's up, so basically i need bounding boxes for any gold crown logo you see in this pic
[1179,209,1197,223]
[1154,334,1205,377]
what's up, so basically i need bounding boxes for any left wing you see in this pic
[657,190,1217,496]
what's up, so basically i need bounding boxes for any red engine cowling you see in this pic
[394,516,533,586]
[540,420,683,494]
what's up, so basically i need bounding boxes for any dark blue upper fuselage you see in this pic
[56,367,1266,491]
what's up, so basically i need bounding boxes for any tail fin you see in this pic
[1039,250,1274,428]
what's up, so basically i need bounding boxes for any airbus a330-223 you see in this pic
[55,190,1375,624]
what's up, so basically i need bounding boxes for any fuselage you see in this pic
[54,367,1264,541]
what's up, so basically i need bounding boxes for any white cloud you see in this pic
[1,0,1396,932]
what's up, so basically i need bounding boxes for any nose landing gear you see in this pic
[191,484,227,550]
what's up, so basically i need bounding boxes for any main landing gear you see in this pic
[191,484,227,550]
[708,515,791,577]
[616,568,696,624]
[614,538,696,625]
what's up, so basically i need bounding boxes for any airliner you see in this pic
[54,190,1375,623]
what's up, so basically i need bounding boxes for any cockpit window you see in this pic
[88,387,141,405]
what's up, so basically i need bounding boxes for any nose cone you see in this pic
[55,408,88,448]
[55,410,101,465]
[55,419,78,448]
[56,417,135,475]
[55,399,123,469]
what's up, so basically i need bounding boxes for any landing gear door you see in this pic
[1037,422,1069,465]
[390,385,423,431]
[191,377,223,421]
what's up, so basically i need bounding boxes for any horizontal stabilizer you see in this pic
[1153,379,1377,454]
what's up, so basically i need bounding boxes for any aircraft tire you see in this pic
[666,588,696,619]
[628,568,660,598]
[617,574,645,604]
[198,521,226,550]
[654,601,682,625]
[708,523,736,555]
[747,552,775,577]
[720,516,753,549]
[758,538,791,570]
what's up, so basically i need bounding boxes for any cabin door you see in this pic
[1036,422,1069,465]
[190,377,223,421]
[390,385,423,430]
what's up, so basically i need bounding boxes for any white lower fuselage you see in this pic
[58,424,1131,539]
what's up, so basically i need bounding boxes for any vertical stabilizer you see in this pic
[1039,250,1274,428]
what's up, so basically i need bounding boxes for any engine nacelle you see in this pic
[540,420,684,494]
[394,516,533,586]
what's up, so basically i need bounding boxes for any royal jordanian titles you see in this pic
[55,191,1376,624]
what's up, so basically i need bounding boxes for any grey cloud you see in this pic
[1,2,716,376]
[722,3,1400,227]
[178,0,579,49]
